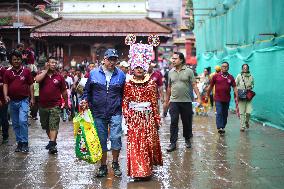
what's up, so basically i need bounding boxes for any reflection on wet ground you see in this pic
[0,111,284,189]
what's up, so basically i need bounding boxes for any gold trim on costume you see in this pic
[130,74,150,84]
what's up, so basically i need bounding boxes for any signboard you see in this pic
[13,22,24,28]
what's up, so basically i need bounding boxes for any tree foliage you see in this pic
[186,0,194,31]
[0,17,12,26]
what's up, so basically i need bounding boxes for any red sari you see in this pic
[122,75,163,178]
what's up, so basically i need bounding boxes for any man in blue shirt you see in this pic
[82,49,126,177]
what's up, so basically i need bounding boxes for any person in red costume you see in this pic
[122,43,162,180]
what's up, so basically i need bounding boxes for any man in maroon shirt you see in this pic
[206,62,238,134]
[84,62,96,78]
[0,63,9,144]
[149,62,164,102]
[35,57,68,154]
[3,50,34,153]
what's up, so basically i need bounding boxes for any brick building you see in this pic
[31,17,172,66]
[0,0,52,50]
[31,0,172,67]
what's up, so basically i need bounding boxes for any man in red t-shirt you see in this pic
[3,50,34,153]
[0,64,9,144]
[35,57,68,154]
[206,62,238,134]
[84,62,96,78]
[149,62,164,102]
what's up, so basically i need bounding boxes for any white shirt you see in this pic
[103,66,113,90]
[125,73,132,82]
[65,76,73,89]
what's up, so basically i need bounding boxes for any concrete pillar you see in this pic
[185,37,196,65]
[185,38,192,57]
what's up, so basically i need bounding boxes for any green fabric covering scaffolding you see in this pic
[193,0,284,129]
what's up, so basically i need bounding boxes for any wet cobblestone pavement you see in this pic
[1,110,284,189]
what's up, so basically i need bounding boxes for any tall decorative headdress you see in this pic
[125,34,160,71]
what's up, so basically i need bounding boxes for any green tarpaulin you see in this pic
[193,0,284,129]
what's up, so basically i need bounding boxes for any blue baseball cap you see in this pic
[104,49,119,58]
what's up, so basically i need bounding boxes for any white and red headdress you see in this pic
[125,34,160,71]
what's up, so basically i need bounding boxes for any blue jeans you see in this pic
[9,98,29,143]
[215,101,230,129]
[0,103,9,139]
[94,115,122,152]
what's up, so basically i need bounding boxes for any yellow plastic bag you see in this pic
[73,110,102,164]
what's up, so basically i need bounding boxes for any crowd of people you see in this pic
[0,41,255,180]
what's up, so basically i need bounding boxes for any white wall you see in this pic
[147,0,181,24]
[62,2,147,13]
[148,11,163,18]
[60,13,147,19]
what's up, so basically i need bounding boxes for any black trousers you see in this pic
[0,103,9,140]
[210,94,214,107]
[169,102,193,144]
